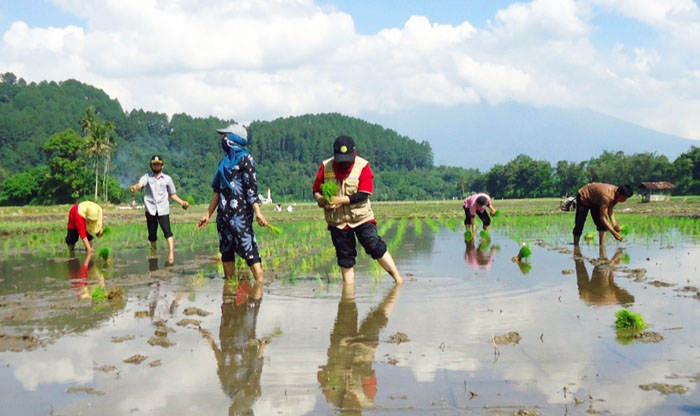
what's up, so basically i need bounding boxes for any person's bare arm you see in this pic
[253,202,268,226]
[600,206,622,241]
[129,183,143,193]
[197,192,219,229]
[488,202,496,215]
[170,193,189,209]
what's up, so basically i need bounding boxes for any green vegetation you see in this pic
[480,230,491,241]
[619,225,630,236]
[265,224,283,235]
[464,229,473,243]
[320,182,339,203]
[98,247,111,261]
[91,286,107,301]
[517,245,532,260]
[2,73,699,205]
[615,309,648,331]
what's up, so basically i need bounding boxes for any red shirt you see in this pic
[67,204,89,239]
[313,160,376,229]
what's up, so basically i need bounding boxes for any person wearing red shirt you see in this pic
[313,135,403,285]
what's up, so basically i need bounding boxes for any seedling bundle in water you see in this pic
[492,210,501,218]
[320,182,339,203]
[98,247,111,261]
[480,230,491,241]
[91,286,106,301]
[102,226,112,237]
[615,309,647,331]
[619,225,630,236]
[464,229,473,242]
[584,231,596,242]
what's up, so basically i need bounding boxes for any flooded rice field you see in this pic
[1,220,699,415]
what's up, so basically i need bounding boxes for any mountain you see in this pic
[360,103,698,170]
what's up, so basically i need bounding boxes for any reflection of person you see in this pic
[202,280,265,415]
[464,240,496,271]
[197,124,268,282]
[129,155,189,263]
[463,193,496,236]
[317,285,401,412]
[67,251,104,299]
[573,183,633,246]
[147,281,184,321]
[312,135,403,285]
[66,201,104,254]
[574,246,633,305]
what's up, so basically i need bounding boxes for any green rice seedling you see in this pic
[98,247,111,261]
[424,217,439,233]
[377,218,395,236]
[584,231,596,243]
[186,196,195,205]
[492,210,501,218]
[413,217,423,235]
[321,182,339,203]
[101,226,112,237]
[621,253,631,264]
[444,217,457,232]
[91,286,107,301]
[517,261,532,275]
[480,230,490,241]
[266,224,283,235]
[615,309,647,331]
[225,275,239,289]
[619,225,630,237]
[464,229,473,243]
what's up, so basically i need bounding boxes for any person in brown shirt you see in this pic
[573,183,633,246]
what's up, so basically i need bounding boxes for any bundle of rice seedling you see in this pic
[321,182,339,203]
[584,231,596,242]
[91,286,107,301]
[101,226,112,237]
[492,210,501,218]
[464,229,473,242]
[518,245,532,259]
[615,309,647,330]
[266,224,283,235]
[98,247,111,261]
[186,196,195,205]
[480,230,491,241]
[619,225,630,236]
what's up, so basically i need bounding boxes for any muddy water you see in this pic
[1,227,699,415]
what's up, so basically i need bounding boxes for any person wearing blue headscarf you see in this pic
[197,123,268,282]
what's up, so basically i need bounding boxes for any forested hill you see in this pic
[0,75,440,202]
[1,74,698,205]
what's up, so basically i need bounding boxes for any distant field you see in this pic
[1,196,699,235]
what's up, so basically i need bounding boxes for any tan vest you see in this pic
[322,156,375,229]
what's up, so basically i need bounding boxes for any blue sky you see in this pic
[0,0,698,139]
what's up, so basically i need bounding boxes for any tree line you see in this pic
[1,73,698,205]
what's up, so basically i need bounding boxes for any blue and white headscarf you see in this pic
[215,130,249,191]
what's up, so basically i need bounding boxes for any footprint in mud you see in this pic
[147,336,175,348]
[67,387,105,396]
[634,331,664,343]
[149,360,162,367]
[123,354,148,364]
[387,332,410,344]
[93,365,117,373]
[111,335,135,343]
[493,331,521,345]
[134,311,149,318]
[176,318,201,328]
[639,383,688,395]
[183,307,211,317]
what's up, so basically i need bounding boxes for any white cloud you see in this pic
[1,0,700,138]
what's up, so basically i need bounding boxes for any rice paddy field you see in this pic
[0,197,699,415]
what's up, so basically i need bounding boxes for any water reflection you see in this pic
[574,246,634,305]
[464,240,496,271]
[67,252,103,299]
[202,280,265,415]
[317,285,401,414]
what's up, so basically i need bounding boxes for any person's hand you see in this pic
[256,212,268,227]
[129,185,137,193]
[612,231,623,242]
[86,247,95,254]
[613,224,621,232]
[330,196,347,207]
[96,230,104,238]
[182,201,190,210]
[197,215,210,229]
[316,198,326,208]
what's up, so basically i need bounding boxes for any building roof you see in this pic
[639,181,676,190]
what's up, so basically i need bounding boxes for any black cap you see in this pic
[333,135,355,163]
[150,155,164,164]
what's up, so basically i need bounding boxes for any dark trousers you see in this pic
[573,193,606,236]
[330,222,387,268]
[146,212,173,241]
[464,207,491,227]
[65,229,93,246]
